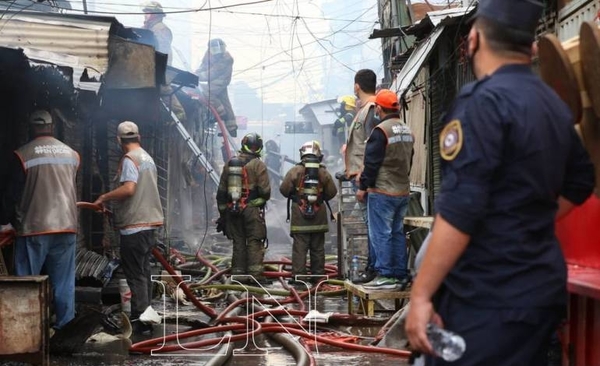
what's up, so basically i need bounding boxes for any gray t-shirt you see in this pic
[120,157,139,183]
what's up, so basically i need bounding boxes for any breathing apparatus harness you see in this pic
[226,155,259,214]
[286,156,335,223]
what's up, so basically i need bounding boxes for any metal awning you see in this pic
[299,99,339,126]
[389,26,444,97]
[425,7,475,28]
[370,6,474,39]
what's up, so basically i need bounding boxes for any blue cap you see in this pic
[475,0,544,42]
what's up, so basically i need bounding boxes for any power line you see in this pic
[54,0,274,15]
[233,4,376,76]
[213,8,374,23]
[299,17,354,72]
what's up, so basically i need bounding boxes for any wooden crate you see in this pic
[345,280,410,317]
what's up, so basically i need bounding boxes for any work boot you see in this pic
[309,276,327,285]
[252,275,272,285]
[352,270,376,284]
[287,278,308,289]
[132,320,153,336]
[230,274,251,284]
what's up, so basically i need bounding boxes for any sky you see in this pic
[63,0,385,105]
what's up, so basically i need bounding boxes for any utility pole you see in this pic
[83,0,88,14]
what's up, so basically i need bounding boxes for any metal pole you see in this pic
[83,0,88,14]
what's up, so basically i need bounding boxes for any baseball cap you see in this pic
[375,89,400,110]
[117,121,140,138]
[473,0,544,44]
[29,110,52,125]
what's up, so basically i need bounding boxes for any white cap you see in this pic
[29,110,52,125]
[117,121,140,138]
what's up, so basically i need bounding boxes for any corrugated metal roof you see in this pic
[299,99,339,126]
[370,5,473,39]
[407,6,474,37]
[389,6,475,97]
[389,26,445,98]
[427,6,475,27]
[0,11,115,87]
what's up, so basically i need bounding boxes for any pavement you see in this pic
[0,196,410,366]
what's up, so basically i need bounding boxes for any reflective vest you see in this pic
[15,136,79,236]
[113,147,164,229]
[345,98,376,177]
[369,117,414,196]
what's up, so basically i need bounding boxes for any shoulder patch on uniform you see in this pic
[440,119,463,161]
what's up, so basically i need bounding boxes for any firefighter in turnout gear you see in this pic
[216,133,271,280]
[195,38,237,137]
[280,141,337,284]
[142,1,187,122]
[332,95,357,154]
[142,2,172,65]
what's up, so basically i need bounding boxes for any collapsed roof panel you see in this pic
[0,11,112,85]
[0,10,165,91]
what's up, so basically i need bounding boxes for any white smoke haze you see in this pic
[67,0,383,105]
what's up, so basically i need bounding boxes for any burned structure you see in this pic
[0,11,229,281]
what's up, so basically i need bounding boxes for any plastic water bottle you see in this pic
[119,279,132,314]
[426,323,466,361]
[350,255,359,281]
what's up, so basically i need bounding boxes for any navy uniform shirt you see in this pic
[435,64,594,308]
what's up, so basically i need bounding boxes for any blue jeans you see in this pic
[367,192,409,278]
[14,233,76,329]
[351,180,374,272]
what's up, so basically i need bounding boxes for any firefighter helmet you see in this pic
[142,1,164,14]
[337,95,356,110]
[241,132,263,155]
[208,38,226,55]
[299,140,322,159]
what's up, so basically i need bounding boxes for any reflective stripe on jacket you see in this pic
[369,117,414,196]
[15,136,79,236]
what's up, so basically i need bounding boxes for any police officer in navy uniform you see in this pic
[405,0,595,365]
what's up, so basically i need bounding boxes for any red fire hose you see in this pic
[152,247,218,319]
[77,201,218,319]
[78,201,410,360]
[76,201,113,216]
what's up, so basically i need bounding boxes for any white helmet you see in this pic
[299,140,322,159]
